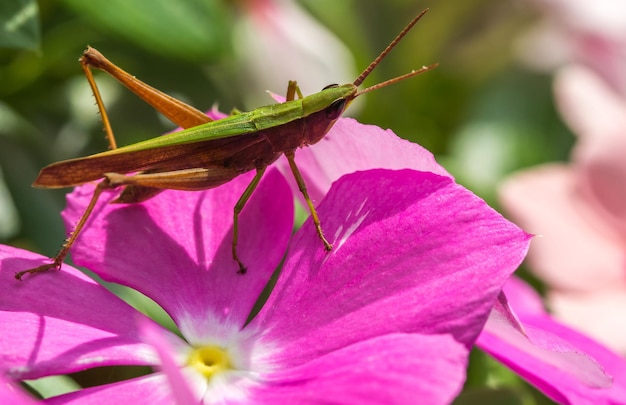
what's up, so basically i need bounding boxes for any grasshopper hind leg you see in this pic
[15,178,113,280]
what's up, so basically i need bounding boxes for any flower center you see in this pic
[187,346,232,379]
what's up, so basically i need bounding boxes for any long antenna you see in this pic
[355,63,438,97]
[353,8,429,87]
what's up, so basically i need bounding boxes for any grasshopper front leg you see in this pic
[284,81,332,252]
[284,149,332,252]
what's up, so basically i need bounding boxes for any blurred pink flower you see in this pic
[500,65,626,352]
[0,118,529,403]
[518,0,626,94]
[233,0,356,106]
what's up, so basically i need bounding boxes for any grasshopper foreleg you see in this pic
[284,149,332,253]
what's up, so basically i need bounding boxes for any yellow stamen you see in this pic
[187,346,232,379]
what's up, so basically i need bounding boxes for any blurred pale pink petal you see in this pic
[556,66,626,235]
[234,0,356,104]
[501,60,626,354]
[550,289,626,354]
[501,58,626,353]
[530,0,626,39]
[519,0,626,93]
[478,278,626,404]
[555,65,626,142]
[499,164,623,291]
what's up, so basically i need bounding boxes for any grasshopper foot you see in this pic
[15,262,61,281]
[233,254,247,275]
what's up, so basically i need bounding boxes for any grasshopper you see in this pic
[15,9,436,280]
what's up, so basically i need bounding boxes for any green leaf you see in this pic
[23,375,81,399]
[0,0,40,50]
[59,0,232,62]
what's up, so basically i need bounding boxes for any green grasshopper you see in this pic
[15,9,436,280]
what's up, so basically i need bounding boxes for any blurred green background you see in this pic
[1,0,570,402]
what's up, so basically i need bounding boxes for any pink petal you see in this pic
[252,333,467,404]
[478,278,626,404]
[138,318,201,404]
[0,245,166,380]
[65,168,293,341]
[252,169,530,366]
[276,117,451,204]
[499,164,624,291]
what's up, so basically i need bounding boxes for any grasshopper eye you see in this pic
[325,98,346,119]
[322,84,339,90]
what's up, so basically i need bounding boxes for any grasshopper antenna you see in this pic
[353,9,432,93]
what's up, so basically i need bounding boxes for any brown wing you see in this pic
[34,133,267,189]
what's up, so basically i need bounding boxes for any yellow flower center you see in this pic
[187,346,232,379]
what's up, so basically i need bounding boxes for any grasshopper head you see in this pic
[301,9,437,146]
[301,83,357,145]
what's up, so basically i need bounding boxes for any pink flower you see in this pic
[499,65,626,353]
[0,119,529,403]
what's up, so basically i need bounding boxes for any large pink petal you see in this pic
[252,169,530,367]
[499,164,624,291]
[65,168,293,342]
[253,333,467,405]
[276,117,451,204]
[0,246,167,379]
[478,278,626,404]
